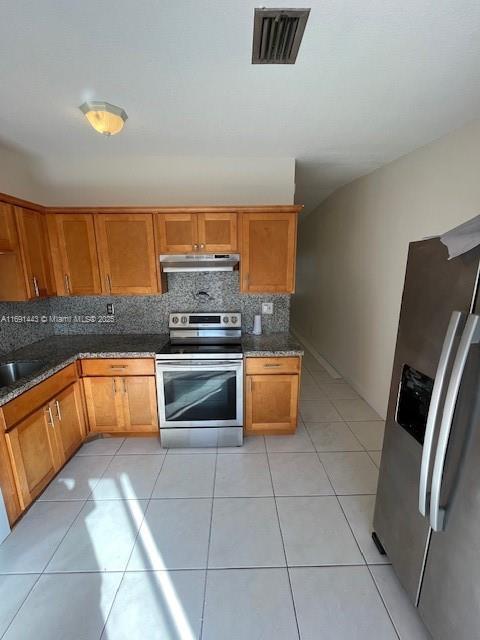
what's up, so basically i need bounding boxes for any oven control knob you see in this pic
[181,316,188,324]
[223,316,229,324]
[231,316,238,324]
[172,316,179,324]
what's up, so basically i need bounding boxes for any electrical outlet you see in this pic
[107,303,115,315]
[261,302,273,315]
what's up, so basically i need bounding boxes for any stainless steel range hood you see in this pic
[160,254,240,273]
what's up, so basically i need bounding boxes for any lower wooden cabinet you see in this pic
[52,383,86,462]
[4,381,86,510]
[245,357,301,435]
[6,405,58,508]
[83,375,158,434]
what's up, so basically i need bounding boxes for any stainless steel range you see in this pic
[155,312,243,448]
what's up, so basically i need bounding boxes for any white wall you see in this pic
[0,141,45,202]
[33,156,295,207]
[292,118,480,417]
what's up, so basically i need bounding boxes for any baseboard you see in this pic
[290,327,342,379]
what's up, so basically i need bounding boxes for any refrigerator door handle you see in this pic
[430,313,480,531]
[419,311,465,516]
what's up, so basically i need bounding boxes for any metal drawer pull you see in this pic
[110,365,128,369]
[32,276,40,297]
[55,400,62,421]
[106,274,112,292]
[264,363,281,367]
[46,406,54,427]
[64,274,71,294]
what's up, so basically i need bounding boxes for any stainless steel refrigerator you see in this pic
[373,237,480,640]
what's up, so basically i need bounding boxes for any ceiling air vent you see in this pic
[252,7,310,64]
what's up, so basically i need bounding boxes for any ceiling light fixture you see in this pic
[79,100,128,136]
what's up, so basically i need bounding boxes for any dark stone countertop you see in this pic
[0,334,169,405]
[0,332,303,406]
[241,333,304,357]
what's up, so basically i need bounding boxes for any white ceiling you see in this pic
[1,0,480,213]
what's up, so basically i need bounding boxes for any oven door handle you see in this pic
[157,360,243,368]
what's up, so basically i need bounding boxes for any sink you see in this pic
[0,361,46,389]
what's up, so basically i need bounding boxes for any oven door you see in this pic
[156,359,243,428]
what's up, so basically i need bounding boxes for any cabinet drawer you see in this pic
[80,358,155,377]
[245,357,300,375]
[2,363,78,430]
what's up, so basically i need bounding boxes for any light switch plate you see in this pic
[107,303,115,315]
[261,302,273,315]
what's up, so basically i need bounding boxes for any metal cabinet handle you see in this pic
[110,365,128,369]
[430,313,480,531]
[123,378,127,394]
[64,274,71,295]
[193,244,199,251]
[419,311,464,516]
[55,399,62,421]
[32,276,40,297]
[45,406,54,427]
[112,378,117,394]
[264,363,281,368]
[106,274,112,293]
[199,243,205,250]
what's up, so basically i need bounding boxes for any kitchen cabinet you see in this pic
[156,212,238,253]
[14,207,53,298]
[156,213,198,253]
[0,202,26,301]
[47,213,101,295]
[5,405,59,508]
[51,383,86,462]
[95,213,160,294]
[81,359,158,434]
[0,364,84,515]
[0,202,18,252]
[245,357,301,435]
[240,212,297,293]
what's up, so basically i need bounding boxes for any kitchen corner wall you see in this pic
[0,272,290,355]
[291,118,480,418]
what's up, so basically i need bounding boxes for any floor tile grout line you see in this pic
[366,564,402,640]
[0,573,43,640]
[97,448,168,639]
[199,448,218,640]
[264,446,302,640]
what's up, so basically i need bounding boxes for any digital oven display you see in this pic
[189,315,221,324]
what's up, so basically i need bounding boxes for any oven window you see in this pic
[163,370,237,423]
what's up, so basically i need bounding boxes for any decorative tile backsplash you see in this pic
[0,273,290,355]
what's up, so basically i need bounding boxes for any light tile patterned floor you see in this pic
[0,352,431,639]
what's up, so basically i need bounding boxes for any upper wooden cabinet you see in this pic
[0,203,18,252]
[15,207,53,298]
[0,203,26,301]
[197,213,237,252]
[47,213,101,296]
[156,213,198,253]
[240,212,297,293]
[156,212,238,253]
[95,213,160,295]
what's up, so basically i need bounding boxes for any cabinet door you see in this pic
[53,383,86,461]
[15,207,52,298]
[48,213,101,295]
[5,406,58,508]
[240,213,297,293]
[0,202,18,252]
[197,213,237,252]
[156,213,198,253]
[121,376,158,432]
[245,374,299,435]
[83,377,125,432]
[95,214,158,294]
